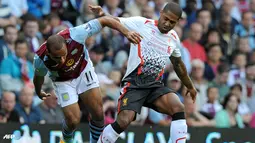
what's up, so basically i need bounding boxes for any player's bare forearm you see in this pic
[33,75,45,95]
[98,16,128,36]
[98,16,141,44]
[170,56,195,89]
[89,5,120,21]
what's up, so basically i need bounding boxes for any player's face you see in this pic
[48,44,68,65]
[158,11,179,33]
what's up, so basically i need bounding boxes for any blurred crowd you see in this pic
[0,0,255,129]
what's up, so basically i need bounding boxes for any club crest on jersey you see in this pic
[71,48,78,55]
[66,59,74,66]
[66,38,72,44]
[123,98,128,106]
[84,23,92,31]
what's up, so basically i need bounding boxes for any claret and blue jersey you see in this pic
[33,19,102,81]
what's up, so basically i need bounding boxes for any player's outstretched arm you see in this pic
[170,56,197,102]
[89,5,143,44]
[33,75,51,100]
[89,5,120,21]
[97,16,142,44]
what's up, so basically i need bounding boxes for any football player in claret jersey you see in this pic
[90,2,197,143]
[33,16,142,143]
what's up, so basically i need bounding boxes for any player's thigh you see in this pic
[149,87,184,115]
[76,66,103,118]
[79,87,103,120]
[53,81,80,122]
[117,83,150,115]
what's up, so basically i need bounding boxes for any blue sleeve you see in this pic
[69,19,102,44]
[148,109,165,124]
[33,55,48,76]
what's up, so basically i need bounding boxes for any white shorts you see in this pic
[53,65,99,107]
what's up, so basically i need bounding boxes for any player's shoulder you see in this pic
[57,29,71,39]
[36,42,47,56]
[167,29,179,41]
[124,16,148,23]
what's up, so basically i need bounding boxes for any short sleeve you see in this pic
[69,19,102,44]
[33,55,48,76]
[171,31,182,57]
[118,16,147,31]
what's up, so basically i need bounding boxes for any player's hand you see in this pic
[185,87,197,103]
[125,31,143,44]
[89,5,105,17]
[38,91,51,100]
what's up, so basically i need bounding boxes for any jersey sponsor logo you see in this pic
[61,93,70,101]
[64,55,83,72]
[66,59,74,66]
[123,98,128,106]
[147,37,169,54]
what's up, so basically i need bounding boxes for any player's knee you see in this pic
[117,110,135,130]
[117,117,131,130]
[65,114,80,130]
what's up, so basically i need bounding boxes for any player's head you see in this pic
[46,35,67,65]
[158,2,182,33]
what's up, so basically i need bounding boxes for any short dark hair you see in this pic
[162,2,182,19]
[15,38,28,48]
[196,8,210,18]
[231,50,247,61]
[22,13,38,26]
[217,63,230,74]
[90,45,107,54]
[222,93,240,112]
[206,86,217,96]
[206,43,221,53]
[46,35,65,53]
[246,62,255,68]
[47,13,60,21]
[230,83,242,92]
[3,25,16,34]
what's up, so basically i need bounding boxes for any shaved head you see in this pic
[46,35,65,53]
[158,2,182,33]
[163,2,182,19]
[46,34,68,64]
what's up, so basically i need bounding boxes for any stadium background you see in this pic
[0,0,255,142]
